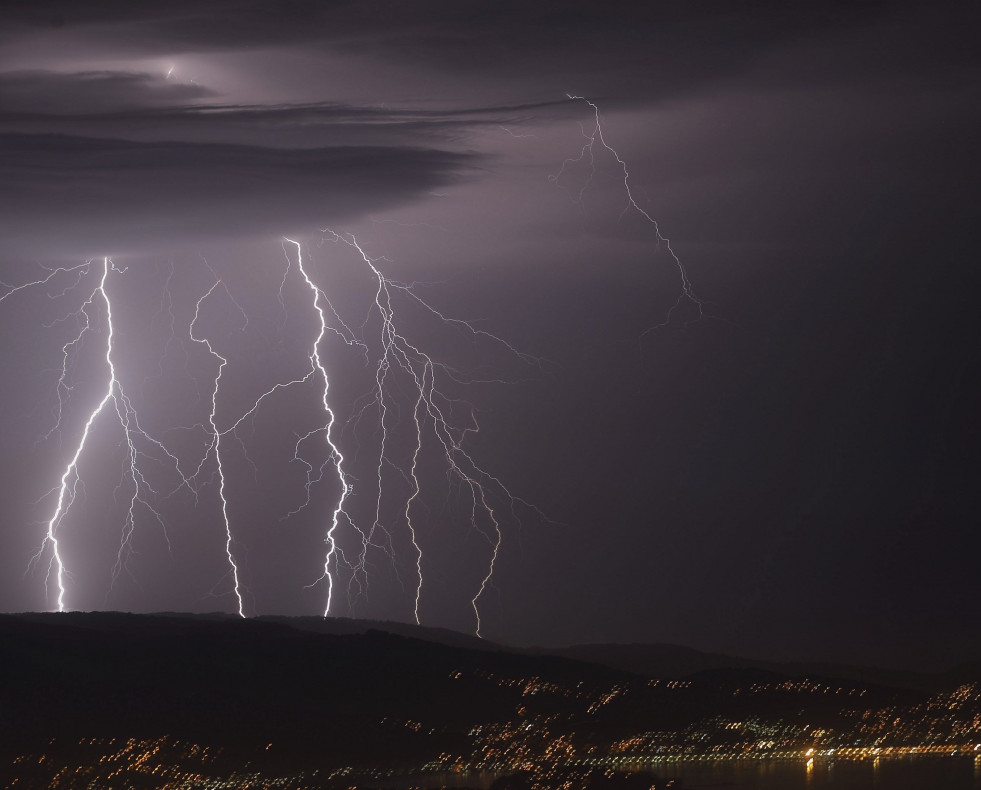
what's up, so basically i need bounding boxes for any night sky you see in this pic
[1,1,978,671]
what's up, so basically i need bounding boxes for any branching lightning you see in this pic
[5,96,682,636]
[21,258,189,611]
[313,229,531,635]
[187,278,246,618]
[281,237,352,619]
[200,231,539,634]
[556,95,704,332]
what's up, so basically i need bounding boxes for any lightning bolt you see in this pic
[178,231,539,633]
[23,258,188,611]
[187,277,247,618]
[557,95,704,332]
[171,240,361,620]
[316,229,537,636]
[11,243,534,627]
[282,237,352,618]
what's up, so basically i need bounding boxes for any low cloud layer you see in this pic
[0,133,479,257]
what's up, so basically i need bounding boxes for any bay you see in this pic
[652,756,981,789]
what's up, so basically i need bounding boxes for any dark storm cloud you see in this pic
[0,133,479,257]
[0,70,215,114]
[0,69,564,147]
[0,65,561,258]
[2,0,933,104]
[0,63,565,259]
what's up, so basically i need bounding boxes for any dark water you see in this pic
[379,757,981,789]
[652,756,981,789]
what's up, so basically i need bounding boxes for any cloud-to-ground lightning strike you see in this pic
[4,97,684,635]
[7,240,534,628]
[216,232,538,633]
[315,229,526,635]
[187,278,246,618]
[17,258,189,611]
[282,237,352,619]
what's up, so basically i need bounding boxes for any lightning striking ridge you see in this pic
[558,95,704,332]
[314,229,532,636]
[283,237,352,618]
[187,278,246,618]
[169,240,365,619]
[9,244,536,626]
[23,258,189,611]
[404,378,427,624]
[178,230,538,631]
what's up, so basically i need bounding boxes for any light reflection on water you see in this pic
[649,756,981,789]
[376,758,981,790]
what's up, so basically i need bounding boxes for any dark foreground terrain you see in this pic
[2,613,980,788]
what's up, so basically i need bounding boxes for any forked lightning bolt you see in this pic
[237,233,538,635]
[20,258,189,611]
[316,229,526,634]
[282,237,352,618]
[557,95,704,331]
[188,278,247,617]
